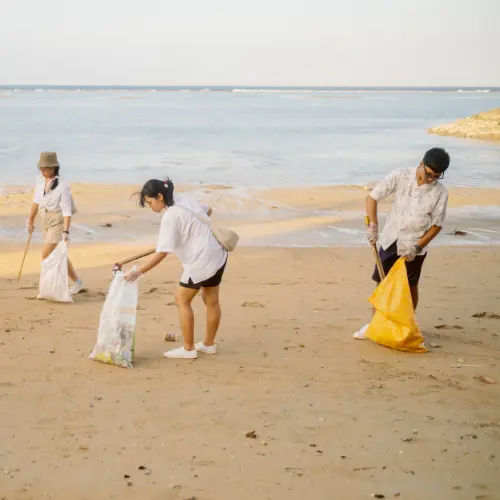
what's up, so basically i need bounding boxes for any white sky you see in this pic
[1,0,498,86]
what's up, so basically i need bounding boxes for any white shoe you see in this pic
[163,347,197,359]
[353,323,369,340]
[195,342,217,354]
[70,278,85,295]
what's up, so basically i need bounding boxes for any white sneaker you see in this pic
[353,323,369,340]
[163,347,197,359]
[195,342,217,354]
[70,278,85,295]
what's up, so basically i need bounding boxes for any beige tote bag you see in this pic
[177,205,239,252]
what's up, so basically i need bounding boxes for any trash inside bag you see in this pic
[365,257,427,353]
[37,241,73,303]
[89,268,138,368]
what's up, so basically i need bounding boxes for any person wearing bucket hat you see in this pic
[27,152,84,295]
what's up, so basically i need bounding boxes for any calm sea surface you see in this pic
[1,86,499,188]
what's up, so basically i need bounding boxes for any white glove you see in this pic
[402,245,419,262]
[124,269,142,283]
[366,222,378,244]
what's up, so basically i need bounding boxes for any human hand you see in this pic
[366,222,378,244]
[112,263,122,273]
[402,245,419,262]
[124,269,142,283]
[62,231,69,242]
[27,220,35,234]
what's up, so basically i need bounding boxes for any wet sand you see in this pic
[1,183,500,250]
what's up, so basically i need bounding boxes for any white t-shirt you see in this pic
[33,175,75,217]
[174,193,209,216]
[156,195,227,284]
[370,167,448,255]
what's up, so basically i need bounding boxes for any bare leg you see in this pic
[175,285,199,351]
[201,286,221,346]
[41,243,57,260]
[67,258,78,282]
[410,285,419,310]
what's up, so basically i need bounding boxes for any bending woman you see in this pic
[124,179,227,360]
[27,152,84,295]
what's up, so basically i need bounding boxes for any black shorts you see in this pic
[180,260,227,290]
[372,241,426,286]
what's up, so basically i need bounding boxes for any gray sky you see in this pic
[1,0,498,86]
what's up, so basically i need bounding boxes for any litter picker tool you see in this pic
[17,230,33,281]
[365,216,385,280]
[112,249,155,273]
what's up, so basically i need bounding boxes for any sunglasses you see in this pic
[421,165,444,181]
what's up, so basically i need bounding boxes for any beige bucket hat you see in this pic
[37,151,60,169]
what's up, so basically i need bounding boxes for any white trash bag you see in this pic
[37,241,73,303]
[89,268,138,368]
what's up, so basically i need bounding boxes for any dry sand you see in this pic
[1,183,500,499]
[1,245,499,499]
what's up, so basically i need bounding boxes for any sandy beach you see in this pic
[1,184,500,499]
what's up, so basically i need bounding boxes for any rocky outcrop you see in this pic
[428,108,500,141]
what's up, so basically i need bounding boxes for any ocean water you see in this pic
[1,86,500,188]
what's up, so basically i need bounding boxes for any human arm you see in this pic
[29,177,44,233]
[60,183,74,241]
[124,252,168,282]
[401,225,442,261]
[62,216,71,241]
[27,203,39,233]
[417,225,442,250]
[403,190,448,260]
[365,170,400,244]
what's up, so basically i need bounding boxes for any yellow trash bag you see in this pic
[365,257,427,352]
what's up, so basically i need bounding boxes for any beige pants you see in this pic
[42,210,64,244]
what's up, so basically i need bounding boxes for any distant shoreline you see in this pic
[428,108,500,141]
[1,85,499,93]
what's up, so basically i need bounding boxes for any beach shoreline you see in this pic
[2,183,500,252]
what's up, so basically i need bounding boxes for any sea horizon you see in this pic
[1,84,499,92]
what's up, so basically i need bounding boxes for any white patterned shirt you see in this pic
[370,167,448,255]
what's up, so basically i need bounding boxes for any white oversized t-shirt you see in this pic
[156,195,227,284]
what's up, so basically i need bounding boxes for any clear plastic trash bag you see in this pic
[89,268,138,368]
